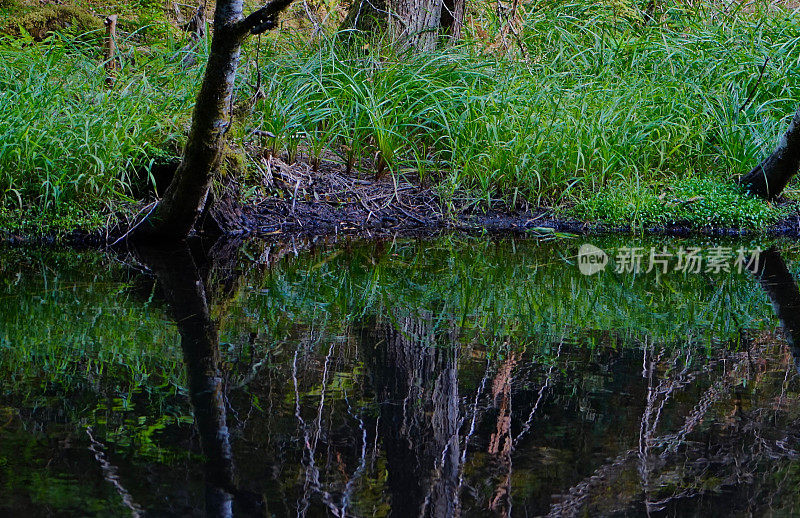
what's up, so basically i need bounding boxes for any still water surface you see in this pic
[2,236,800,517]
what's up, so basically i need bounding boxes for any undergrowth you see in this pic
[246,3,800,227]
[0,31,196,232]
[0,0,798,233]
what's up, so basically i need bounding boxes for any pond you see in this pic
[2,235,800,517]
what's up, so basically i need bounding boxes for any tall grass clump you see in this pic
[248,2,800,224]
[0,31,198,230]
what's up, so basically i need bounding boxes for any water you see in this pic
[2,236,800,517]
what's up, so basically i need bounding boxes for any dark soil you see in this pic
[243,156,800,240]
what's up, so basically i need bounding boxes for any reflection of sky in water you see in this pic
[1,237,800,517]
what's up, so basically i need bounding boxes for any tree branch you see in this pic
[237,0,295,36]
[738,56,770,114]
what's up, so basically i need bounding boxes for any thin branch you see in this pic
[109,201,159,246]
[86,427,144,517]
[238,0,296,36]
[738,56,770,114]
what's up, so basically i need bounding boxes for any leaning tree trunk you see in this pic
[132,0,294,241]
[739,107,800,200]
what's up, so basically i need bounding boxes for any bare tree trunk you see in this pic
[103,15,118,86]
[390,0,444,51]
[132,0,294,241]
[339,0,388,34]
[340,0,465,48]
[739,107,800,200]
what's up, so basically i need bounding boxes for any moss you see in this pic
[4,6,102,41]
[0,204,113,235]
[570,178,791,229]
[220,145,247,178]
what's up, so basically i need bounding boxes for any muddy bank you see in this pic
[4,205,800,248]
[243,157,800,239]
[248,199,800,239]
[5,156,800,246]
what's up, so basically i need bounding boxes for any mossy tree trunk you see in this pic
[739,107,800,200]
[132,0,294,242]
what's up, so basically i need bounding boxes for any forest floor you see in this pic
[241,156,800,239]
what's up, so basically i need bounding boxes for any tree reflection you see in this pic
[129,241,800,517]
[359,313,461,517]
[751,247,800,372]
[134,241,265,518]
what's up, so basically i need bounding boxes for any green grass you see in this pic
[247,4,800,226]
[0,0,799,233]
[571,177,791,228]
[0,31,196,232]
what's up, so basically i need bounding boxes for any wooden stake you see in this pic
[104,15,118,86]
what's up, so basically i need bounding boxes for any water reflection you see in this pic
[3,237,800,516]
[136,243,264,517]
[359,314,461,517]
[752,247,800,372]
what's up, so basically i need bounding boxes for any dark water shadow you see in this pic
[117,239,800,517]
[751,247,800,372]
[133,240,266,517]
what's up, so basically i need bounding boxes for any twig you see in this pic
[396,204,426,224]
[86,427,144,517]
[302,0,323,36]
[108,201,158,246]
[738,56,770,114]
[291,178,301,214]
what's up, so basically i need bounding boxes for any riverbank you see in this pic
[4,159,800,247]
[1,0,799,239]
